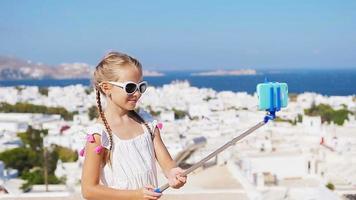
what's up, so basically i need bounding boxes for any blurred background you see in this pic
[0,1,355,199]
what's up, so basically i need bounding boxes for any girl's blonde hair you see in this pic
[93,51,153,165]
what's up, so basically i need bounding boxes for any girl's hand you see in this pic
[138,184,162,200]
[167,167,187,189]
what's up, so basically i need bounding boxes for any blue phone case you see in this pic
[257,82,288,111]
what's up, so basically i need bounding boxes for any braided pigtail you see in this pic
[96,87,113,166]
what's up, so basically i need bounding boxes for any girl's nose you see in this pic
[132,89,141,97]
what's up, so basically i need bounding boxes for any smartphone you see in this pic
[257,82,288,111]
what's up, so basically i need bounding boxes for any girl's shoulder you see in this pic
[137,110,162,136]
[87,122,105,134]
[85,122,111,149]
[78,122,110,157]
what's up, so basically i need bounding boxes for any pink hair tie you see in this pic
[94,145,104,154]
[86,134,95,143]
[157,122,163,130]
[79,148,85,157]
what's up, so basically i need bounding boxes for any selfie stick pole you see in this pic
[155,84,282,193]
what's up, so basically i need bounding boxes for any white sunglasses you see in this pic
[107,81,148,95]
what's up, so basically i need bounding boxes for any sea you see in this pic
[0,69,355,96]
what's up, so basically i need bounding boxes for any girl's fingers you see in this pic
[171,178,185,188]
[143,194,157,200]
[177,167,185,174]
[144,185,161,198]
[144,195,159,200]
[173,167,185,176]
[146,190,162,197]
[168,168,188,188]
[178,175,187,183]
[144,184,155,190]
[171,167,185,175]
[143,188,162,199]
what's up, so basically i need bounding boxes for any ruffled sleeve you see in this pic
[137,109,163,137]
[88,124,111,149]
[79,124,111,157]
[149,120,162,134]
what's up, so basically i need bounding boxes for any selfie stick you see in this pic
[155,83,285,193]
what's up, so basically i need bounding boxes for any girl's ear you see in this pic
[100,82,113,96]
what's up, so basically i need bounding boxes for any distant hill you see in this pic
[0,56,164,80]
[191,69,257,76]
[0,56,91,80]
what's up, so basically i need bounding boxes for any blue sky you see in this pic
[0,0,355,70]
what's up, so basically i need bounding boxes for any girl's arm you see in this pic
[153,129,176,176]
[81,134,161,200]
[153,128,187,189]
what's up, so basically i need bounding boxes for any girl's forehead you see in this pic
[116,67,143,82]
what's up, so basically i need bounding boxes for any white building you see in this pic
[240,152,308,185]
[159,110,175,122]
[0,83,355,199]
[302,116,323,135]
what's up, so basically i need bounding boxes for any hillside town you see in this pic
[0,81,355,200]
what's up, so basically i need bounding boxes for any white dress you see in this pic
[85,120,159,190]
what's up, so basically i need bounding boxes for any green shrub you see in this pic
[172,108,188,119]
[88,105,98,120]
[0,127,67,192]
[21,168,62,192]
[326,182,335,190]
[53,145,78,162]
[0,148,38,176]
[39,87,49,96]
[304,104,350,125]
[0,102,75,121]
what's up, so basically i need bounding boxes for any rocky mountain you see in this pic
[191,69,257,76]
[0,56,165,80]
[0,56,91,80]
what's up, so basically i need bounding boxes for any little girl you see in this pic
[81,51,187,200]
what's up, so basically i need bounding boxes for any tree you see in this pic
[146,105,161,117]
[203,96,213,101]
[297,114,303,123]
[172,108,188,119]
[304,104,350,126]
[15,86,24,92]
[326,182,335,190]
[0,126,65,192]
[88,105,98,120]
[17,127,47,153]
[39,87,49,96]
[0,148,37,176]
[53,145,78,162]
[0,102,75,121]
[20,168,62,192]
[85,87,93,95]
[274,117,294,125]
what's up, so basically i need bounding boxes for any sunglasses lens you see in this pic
[125,83,137,94]
[139,82,147,93]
